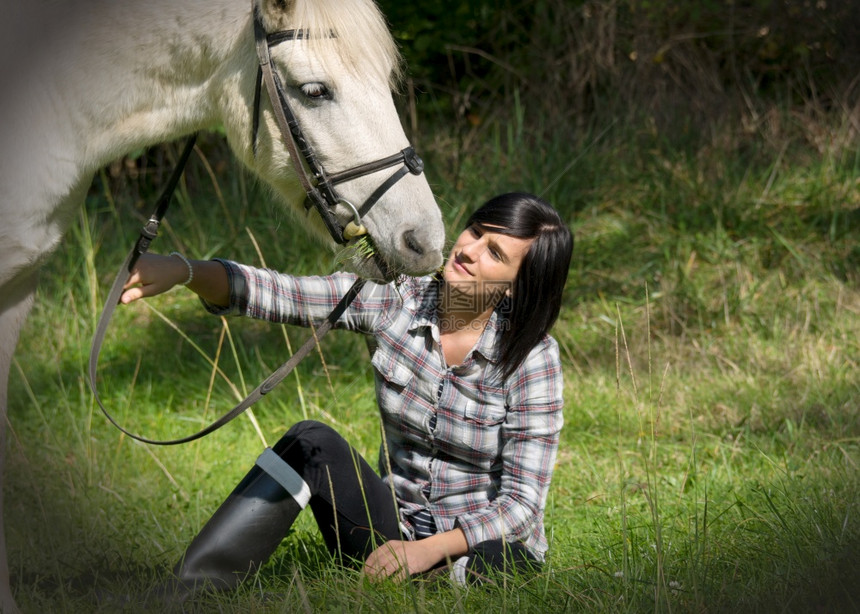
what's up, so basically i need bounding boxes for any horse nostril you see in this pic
[403,229,424,256]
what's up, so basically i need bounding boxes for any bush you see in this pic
[379,0,860,136]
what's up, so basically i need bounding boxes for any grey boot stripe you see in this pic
[255,448,311,508]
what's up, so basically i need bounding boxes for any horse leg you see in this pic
[0,274,39,614]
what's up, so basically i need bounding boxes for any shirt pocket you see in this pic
[459,382,507,459]
[463,382,507,424]
[371,346,415,423]
[371,346,414,388]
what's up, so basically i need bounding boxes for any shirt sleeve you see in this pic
[454,336,564,551]
[199,259,395,334]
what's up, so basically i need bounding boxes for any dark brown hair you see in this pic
[467,192,573,380]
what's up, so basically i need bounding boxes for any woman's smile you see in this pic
[451,254,472,276]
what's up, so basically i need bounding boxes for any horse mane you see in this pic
[289,0,403,89]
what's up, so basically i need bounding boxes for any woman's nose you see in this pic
[459,238,484,261]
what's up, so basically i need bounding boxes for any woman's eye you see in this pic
[301,83,330,99]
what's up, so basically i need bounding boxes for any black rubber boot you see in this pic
[155,463,303,604]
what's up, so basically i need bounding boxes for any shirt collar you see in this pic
[409,278,502,363]
[471,310,502,362]
[410,277,441,330]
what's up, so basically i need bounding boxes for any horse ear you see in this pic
[260,0,295,31]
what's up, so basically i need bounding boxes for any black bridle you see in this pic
[87,1,427,445]
[250,0,425,245]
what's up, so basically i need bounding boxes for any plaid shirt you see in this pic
[205,261,564,559]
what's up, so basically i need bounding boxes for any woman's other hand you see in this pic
[363,529,468,582]
[364,539,436,581]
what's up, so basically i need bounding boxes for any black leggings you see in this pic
[272,420,541,583]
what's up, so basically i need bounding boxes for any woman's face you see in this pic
[442,224,534,310]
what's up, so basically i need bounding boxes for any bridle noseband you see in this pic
[251,0,424,245]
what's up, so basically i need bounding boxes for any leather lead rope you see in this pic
[88,136,366,446]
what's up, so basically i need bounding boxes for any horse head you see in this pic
[236,0,445,280]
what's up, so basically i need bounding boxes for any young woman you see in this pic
[122,192,573,600]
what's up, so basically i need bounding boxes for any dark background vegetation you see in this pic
[379,0,860,131]
[373,0,860,211]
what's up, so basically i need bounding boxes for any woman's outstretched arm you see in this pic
[121,253,230,307]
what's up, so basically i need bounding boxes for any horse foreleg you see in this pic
[0,277,38,614]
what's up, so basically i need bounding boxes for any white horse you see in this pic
[0,0,445,610]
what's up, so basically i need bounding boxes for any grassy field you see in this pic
[6,110,859,612]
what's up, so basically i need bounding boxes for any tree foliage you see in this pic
[376,0,860,133]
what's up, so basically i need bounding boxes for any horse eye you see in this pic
[301,83,330,100]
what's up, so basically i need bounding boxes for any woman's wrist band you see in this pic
[169,251,194,286]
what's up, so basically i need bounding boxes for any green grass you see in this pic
[7,115,859,613]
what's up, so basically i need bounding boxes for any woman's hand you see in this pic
[363,528,468,582]
[121,253,231,307]
[121,253,188,304]
[363,540,439,581]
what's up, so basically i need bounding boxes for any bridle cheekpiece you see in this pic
[251,0,424,246]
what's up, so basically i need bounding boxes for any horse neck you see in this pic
[38,0,255,171]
